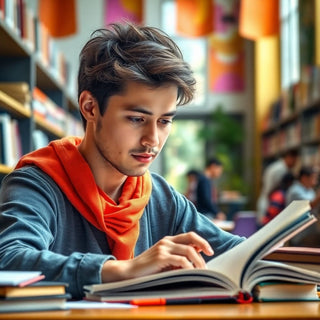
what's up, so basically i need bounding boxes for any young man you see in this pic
[0,23,243,299]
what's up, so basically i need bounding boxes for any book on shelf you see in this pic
[32,87,66,134]
[301,145,320,168]
[0,0,4,20]
[252,281,319,302]
[22,4,36,51]
[84,200,320,304]
[34,18,69,85]
[3,0,15,31]
[0,113,23,167]
[0,113,15,167]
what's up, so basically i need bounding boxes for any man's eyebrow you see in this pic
[129,107,177,117]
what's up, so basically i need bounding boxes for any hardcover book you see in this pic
[0,281,67,298]
[252,281,319,302]
[0,294,71,313]
[264,246,320,264]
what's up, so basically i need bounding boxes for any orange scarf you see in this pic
[15,137,152,260]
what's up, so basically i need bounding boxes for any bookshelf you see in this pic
[261,68,320,169]
[0,1,82,178]
[260,0,320,173]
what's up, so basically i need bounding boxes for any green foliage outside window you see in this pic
[197,105,247,193]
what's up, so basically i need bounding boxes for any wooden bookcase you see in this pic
[0,7,81,179]
[261,88,320,170]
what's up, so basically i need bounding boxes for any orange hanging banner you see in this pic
[39,0,77,37]
[176,0,214,37]
[239,0,279,40]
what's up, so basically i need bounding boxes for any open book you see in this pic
[84,200,320,304]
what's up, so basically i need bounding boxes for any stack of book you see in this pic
[0,271,70,313]
[255,246,320,302]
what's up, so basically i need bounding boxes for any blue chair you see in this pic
[231,211,257,238]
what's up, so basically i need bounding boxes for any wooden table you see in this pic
[1,302,320,319]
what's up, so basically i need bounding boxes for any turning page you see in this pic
[207,200,315,291]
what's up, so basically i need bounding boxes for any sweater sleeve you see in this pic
[136,173,245,260]
[0,167,113,299]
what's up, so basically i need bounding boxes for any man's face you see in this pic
[301,172,319,189]
[286,155,298,169]
[210,165,223,178]
[308,173,319,188]
[93,81,177,177]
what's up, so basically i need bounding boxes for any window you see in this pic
[280,0,299,89]
[162,119,205,193]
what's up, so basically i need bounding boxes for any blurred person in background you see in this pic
[184,169,200,205]
[256,149,299,227]
[194,158,226,220]
[262,172,295,226]
[286,166,320,246]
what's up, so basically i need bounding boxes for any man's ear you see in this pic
[79,90,98,120]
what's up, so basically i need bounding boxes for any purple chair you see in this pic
[231,211,257,238]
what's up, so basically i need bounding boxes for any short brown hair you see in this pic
[78,22,196,127]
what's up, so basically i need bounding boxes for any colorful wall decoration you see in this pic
[176,0,214,37]
[104,0,143,25]
[208,0,245,93]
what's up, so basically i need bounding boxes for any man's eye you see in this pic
[159,119,173,125]
[128,117,144,123]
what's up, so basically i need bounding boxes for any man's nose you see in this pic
[141,122,160,148]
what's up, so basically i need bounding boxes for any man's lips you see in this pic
[132,153,156,163]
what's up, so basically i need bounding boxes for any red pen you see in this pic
[130,298,167,306]
[129,297,228,306]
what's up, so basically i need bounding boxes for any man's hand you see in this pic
[101,232,214,283]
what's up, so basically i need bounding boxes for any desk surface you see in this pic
[1,302,320,320]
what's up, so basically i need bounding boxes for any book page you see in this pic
[245,260,320,290]
[206,200,314,290]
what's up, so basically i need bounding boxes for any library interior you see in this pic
[1,0,320,318]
